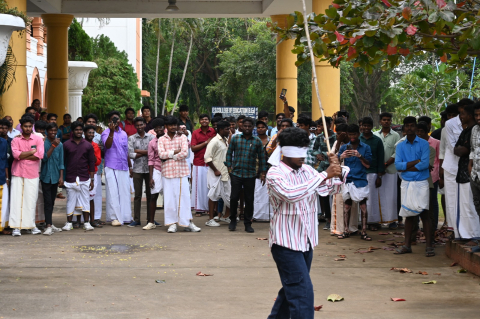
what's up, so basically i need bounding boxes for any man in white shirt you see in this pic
[3,116,20,139]
[442,99,473,237]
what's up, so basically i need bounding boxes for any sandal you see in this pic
[338,232,350,239]
[73,222,80,229]
[91,221,103,228]
[368,225,378,231]
[394,245,412,254]
[95,220,106,225]
[425,247,435,257]
[360,232,372,241]
[1,229,12,235]
[195,213,202,217]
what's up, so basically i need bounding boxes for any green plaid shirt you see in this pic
[310,132,336,172]
[226,134,267,178]
[305,137,318,167]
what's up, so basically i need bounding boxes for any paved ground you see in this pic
[1,199,480,319]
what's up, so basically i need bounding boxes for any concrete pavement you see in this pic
[1,200,479,319]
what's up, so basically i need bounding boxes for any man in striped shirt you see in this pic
[266,127,346,319]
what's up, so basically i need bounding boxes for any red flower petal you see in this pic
[387,45,397,55]
[440,53,447,62]
[405,24,417,35]
[332,3,340,9]
[335,31,345,42]
[347,46,357,58]
[381,0,392,7]
[391,298,406,302]
[436,0,447,8]
[399,48,410,56]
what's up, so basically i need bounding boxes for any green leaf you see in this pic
[294,11,304,26]
[363,36,375,47]
[458,43,468,60]
[325,7,338,19]
[439,11,455,22]
[287,15,295,29]
[422,280,437,284]
[398,32,407,43]
[471,34,480,50]
[365,30,377,37]
[323,22,337,31]
[428,12,439,23]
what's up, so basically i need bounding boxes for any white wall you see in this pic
[82,18,142,88]
[26,37,47,107]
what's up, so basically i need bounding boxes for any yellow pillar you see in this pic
[312,0,340,121]
[41,14,74,116]
[271,15,297,122]
[1,0,27,122]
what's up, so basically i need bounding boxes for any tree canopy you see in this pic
[273,0,480,71]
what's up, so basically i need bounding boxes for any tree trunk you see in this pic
[162,20,176,115]
[172,29,194,115]
[154,19,161,117]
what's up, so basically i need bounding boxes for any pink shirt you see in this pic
[428,137,440,183]
[11,133,45,179]
[148,137,162,172]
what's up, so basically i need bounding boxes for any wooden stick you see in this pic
[301,0,332,153]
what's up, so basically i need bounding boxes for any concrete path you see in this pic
[1,200,479,319]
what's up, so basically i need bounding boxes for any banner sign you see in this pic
[211,106,257,119]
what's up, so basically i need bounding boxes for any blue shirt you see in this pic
[395,136,430,181]
[338,142,372,188]
[41,139,65,184]
[0,138,8,185]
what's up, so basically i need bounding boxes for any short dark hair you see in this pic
[63,113,71,120]
[25,106,35,113]
[134,116,145,124]
[141,106,151,113]
[107,110,121,120]
[213,113,223,118]
[242,117,254,126]
[47,113,58,121]
[35,120,47,131]
[83,125,96,134]
[358,118,363,125]
[40,111,47,117]
[199,113,210,121]
[336,123,348,133]
[217,120,230,131]
[256,120,267,128]
[325,116,332,126]
[473,103,480,113]
[2,118,12,128]
[417,121,429,133]
[288,106,295,113]
[379,112,392,120]
[151,118,165,128]
[20,115,35,126]
[275,113,285,120]
[46,123,58,131]
[31,99,40,106]
[211,116,222,125]
[278,127,310,148]
[445,103,459,115]
[347,124,360,133]
[362,117,374,126]
[296,115,312,127]
[280,118,294,127]
[463,104,475,117]
[335,117,347,125]
[237,115,246,122]
[458,98,475,107]
[71,121,84,131]
[418,116,432,124]
[440,111,447,121]
[403,116,417,125]
[83,113,98,124]
[164,116,178,125]
[125,107,135,115]
[179,105,189,112]
[226,116,236,123]
[0,119,10,128]
[258,110,269,119]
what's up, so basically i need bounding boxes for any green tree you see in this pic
[68,19,93,61]
[91,35,128,61]
[83,57,142,123]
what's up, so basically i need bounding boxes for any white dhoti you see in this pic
[163,176,192,226]
[89,174,98,199]
[105,167,132,224]
[206,169,230,207]
[9,176,39,229]
[457,182,480,239]
[331,192,358,235]
[151,169,163,195]
[94,173,103,220]
[378,173,398,223]
[399,180,430,218]
[191,165,209,212]
[35,180,45,224]
[253,178,270,220]
[365,173,380,224]
[65,178,90,216]
[0,183,9,231]
[444,171,458,233]
[342,182,369,202]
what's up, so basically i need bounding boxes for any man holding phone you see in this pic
[10,115,45,236]
[102,110,132,226]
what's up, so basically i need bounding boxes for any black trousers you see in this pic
[132,172,151,223]
[230,175,256,225]
[41,182,58,225]
[319,196,331,219]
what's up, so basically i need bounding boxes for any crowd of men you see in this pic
[1,98,480,255]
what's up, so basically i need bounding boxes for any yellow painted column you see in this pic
[271,15,297,122]
[1,0,27,122]
[41,14,74,116]
[312,0,340,121]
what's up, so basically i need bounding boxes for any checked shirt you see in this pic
[226,134,266,179]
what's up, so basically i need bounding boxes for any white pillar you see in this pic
[0,14,25,67]
[68,61,97,120]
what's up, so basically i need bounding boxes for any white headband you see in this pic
[268,146,309,166]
